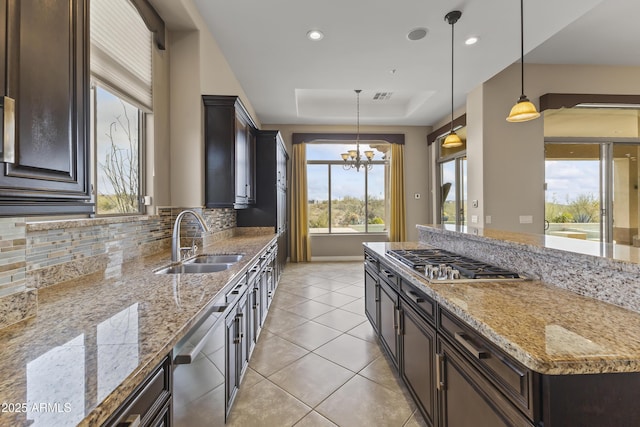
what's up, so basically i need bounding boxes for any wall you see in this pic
[164,0,261,207]
[265,124,432,258]
[465,63,640,234]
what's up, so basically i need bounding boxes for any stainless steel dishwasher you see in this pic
[172,278,248,426]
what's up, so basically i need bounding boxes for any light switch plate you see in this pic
[471,215,478,223]
[519,215,533,224]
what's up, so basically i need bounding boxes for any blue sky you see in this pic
[95,86,139,195]
[545,160,600,203]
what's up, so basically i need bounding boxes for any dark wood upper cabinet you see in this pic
[0,0,92,215]
[203,95,257,209]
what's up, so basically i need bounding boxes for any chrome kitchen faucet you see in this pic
[171,210,210,262]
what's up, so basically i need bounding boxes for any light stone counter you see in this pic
[364,240,640,376]
[0,233,276,427]
[417,224,640,313]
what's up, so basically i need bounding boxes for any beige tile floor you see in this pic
[225,261,428,427]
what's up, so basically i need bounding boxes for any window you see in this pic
[90,0,152,215]
[307,143,389,233]
[93,85,143,214]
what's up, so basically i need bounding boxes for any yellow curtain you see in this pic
[389,143,406,242]
[289,143,311,262]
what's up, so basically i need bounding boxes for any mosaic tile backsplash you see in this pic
[0,207,236,329]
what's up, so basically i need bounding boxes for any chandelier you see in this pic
[341,89,374,171]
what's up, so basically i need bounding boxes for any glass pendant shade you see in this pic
[507,0,540,123]
[506,95,540,122]
[442,131,463,148]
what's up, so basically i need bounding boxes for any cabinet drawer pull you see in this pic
[404,289,424,303]
[1,96,15,164]
[454,332,488,359]
[382,270,395,279]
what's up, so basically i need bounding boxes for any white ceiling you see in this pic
[178,0,638,127]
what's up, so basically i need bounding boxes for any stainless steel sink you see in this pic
[184,254,244,264]
[156,263,231,274]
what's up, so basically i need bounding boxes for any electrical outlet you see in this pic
[471,215,478,223]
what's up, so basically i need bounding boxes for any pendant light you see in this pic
[340,90,374,171]
[442,11,463,148]
[506,0,540,122]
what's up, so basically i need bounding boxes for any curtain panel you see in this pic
[389,143,406,242]
[289,143,312,262]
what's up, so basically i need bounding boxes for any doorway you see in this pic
[439,156,467,226]
[545,141,640,246]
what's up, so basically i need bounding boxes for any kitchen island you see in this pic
[364,225,640,426]
[0,232,277,427]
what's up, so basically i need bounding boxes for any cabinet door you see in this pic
[225,309,239,415]
[204,98,235,208]
[379,278,399,367]
[238,292,250,379]
[251,277,261,343]
[364,267,379,332]
[259,269,269,326]
[438,338,533,427]
[0,0,91,214]
[234,116,248,205]
[246,127,256,204]
[401,300,437,427]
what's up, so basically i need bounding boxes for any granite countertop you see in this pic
[365,241,640,376]
[0,233,276,427]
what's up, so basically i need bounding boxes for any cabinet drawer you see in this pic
[399,279,435,325]
[378,261,399,289]
[438,308,537,421]
[364,249,379,272]
[109,355,171,427]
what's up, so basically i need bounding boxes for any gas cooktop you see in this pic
[386,248,525,282]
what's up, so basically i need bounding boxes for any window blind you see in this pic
[91,0,152,111]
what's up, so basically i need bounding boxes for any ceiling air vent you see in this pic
[373,92,392,101]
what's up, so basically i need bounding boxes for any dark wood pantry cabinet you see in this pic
[203,95,257,209]
[237,130,289,275]
[0,0,92,215]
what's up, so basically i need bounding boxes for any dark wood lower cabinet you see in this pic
[400,299,437,427]
[364,248,640,427]
[225,307,239,415]
[105,355,172,427]
[364,265,379,332]
[438,338,533,427]
[378,277,399,368]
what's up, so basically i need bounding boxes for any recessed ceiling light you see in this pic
[307,30,324,41]
[407,27,428,41]
[465,36,479,45]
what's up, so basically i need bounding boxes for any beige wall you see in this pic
[162,0,261,207]
[465,63,640,234]
[265,124,432,258]
[148,42,171,209]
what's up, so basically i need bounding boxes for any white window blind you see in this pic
[91,0,152,111]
